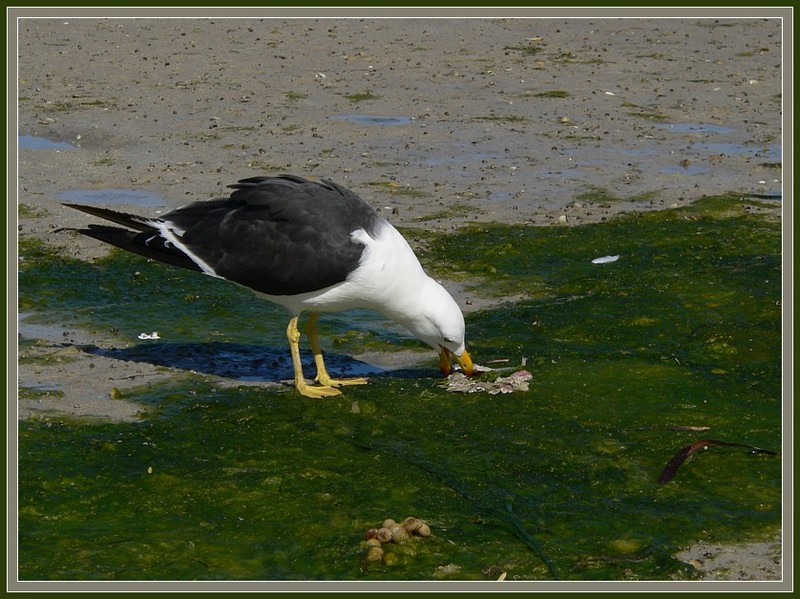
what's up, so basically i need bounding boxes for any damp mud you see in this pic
[14,15,784,584]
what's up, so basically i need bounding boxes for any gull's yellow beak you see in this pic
[439,347,474,377]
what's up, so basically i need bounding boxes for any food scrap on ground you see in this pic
[443,368,533,395]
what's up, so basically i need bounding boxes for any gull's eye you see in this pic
[443,337,454,344]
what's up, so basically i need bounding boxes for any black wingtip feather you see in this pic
[76,224,203,273]
[63,203,157,233]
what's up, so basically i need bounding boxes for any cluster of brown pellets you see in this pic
[363,517,431,565]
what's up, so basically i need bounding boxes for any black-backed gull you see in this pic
[65,175,473,397]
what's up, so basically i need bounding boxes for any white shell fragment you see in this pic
[591,254,620,264]
[137,331,161,340]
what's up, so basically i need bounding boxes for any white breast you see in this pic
[254,220,427,317]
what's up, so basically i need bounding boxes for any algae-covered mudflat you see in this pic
[17,195,781,580]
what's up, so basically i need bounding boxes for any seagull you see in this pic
[64,175,473,397]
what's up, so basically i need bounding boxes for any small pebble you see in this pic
[402,517,422,532]
[375,527,393,544]
[382,551,398,566]
[392,527,410,544]
[365,546,384,562]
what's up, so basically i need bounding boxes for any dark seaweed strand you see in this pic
[658,439,778,484]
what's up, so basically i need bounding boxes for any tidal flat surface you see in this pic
[17,196,781,581]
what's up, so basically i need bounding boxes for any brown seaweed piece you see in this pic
[658,439,778,483]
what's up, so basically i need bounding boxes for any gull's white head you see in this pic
[404,278,473,376]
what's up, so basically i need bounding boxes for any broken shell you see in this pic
[416,523,431,537]
[433,563,461,578]
[402,517,422,532]
[375,527,393,544]
[364,528,378,541]
[382,518,396,529]
[365,546,384,562]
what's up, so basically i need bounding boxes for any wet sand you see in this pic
[14,14,785,582]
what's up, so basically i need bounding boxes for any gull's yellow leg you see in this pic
[286,316,341,398]
[307,312,368,387]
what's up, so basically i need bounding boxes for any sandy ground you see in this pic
[14,15,785,582]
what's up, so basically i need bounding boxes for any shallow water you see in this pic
[18,134,74,151]
[17,195,782,581]
[654,123,736,135]
[58,188,168,208]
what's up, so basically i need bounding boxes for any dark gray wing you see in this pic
[67,175,383,296]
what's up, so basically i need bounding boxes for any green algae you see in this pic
[16,195,782,580]
[344,91,380,103]
[503,44,543,56]
[19,241,292,348]
[534,90,571,98]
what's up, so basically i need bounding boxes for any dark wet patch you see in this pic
[330,114,412,126]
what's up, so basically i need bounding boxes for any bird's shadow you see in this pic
[82,341,424,383]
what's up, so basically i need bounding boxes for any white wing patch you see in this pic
[156,221,222,278]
